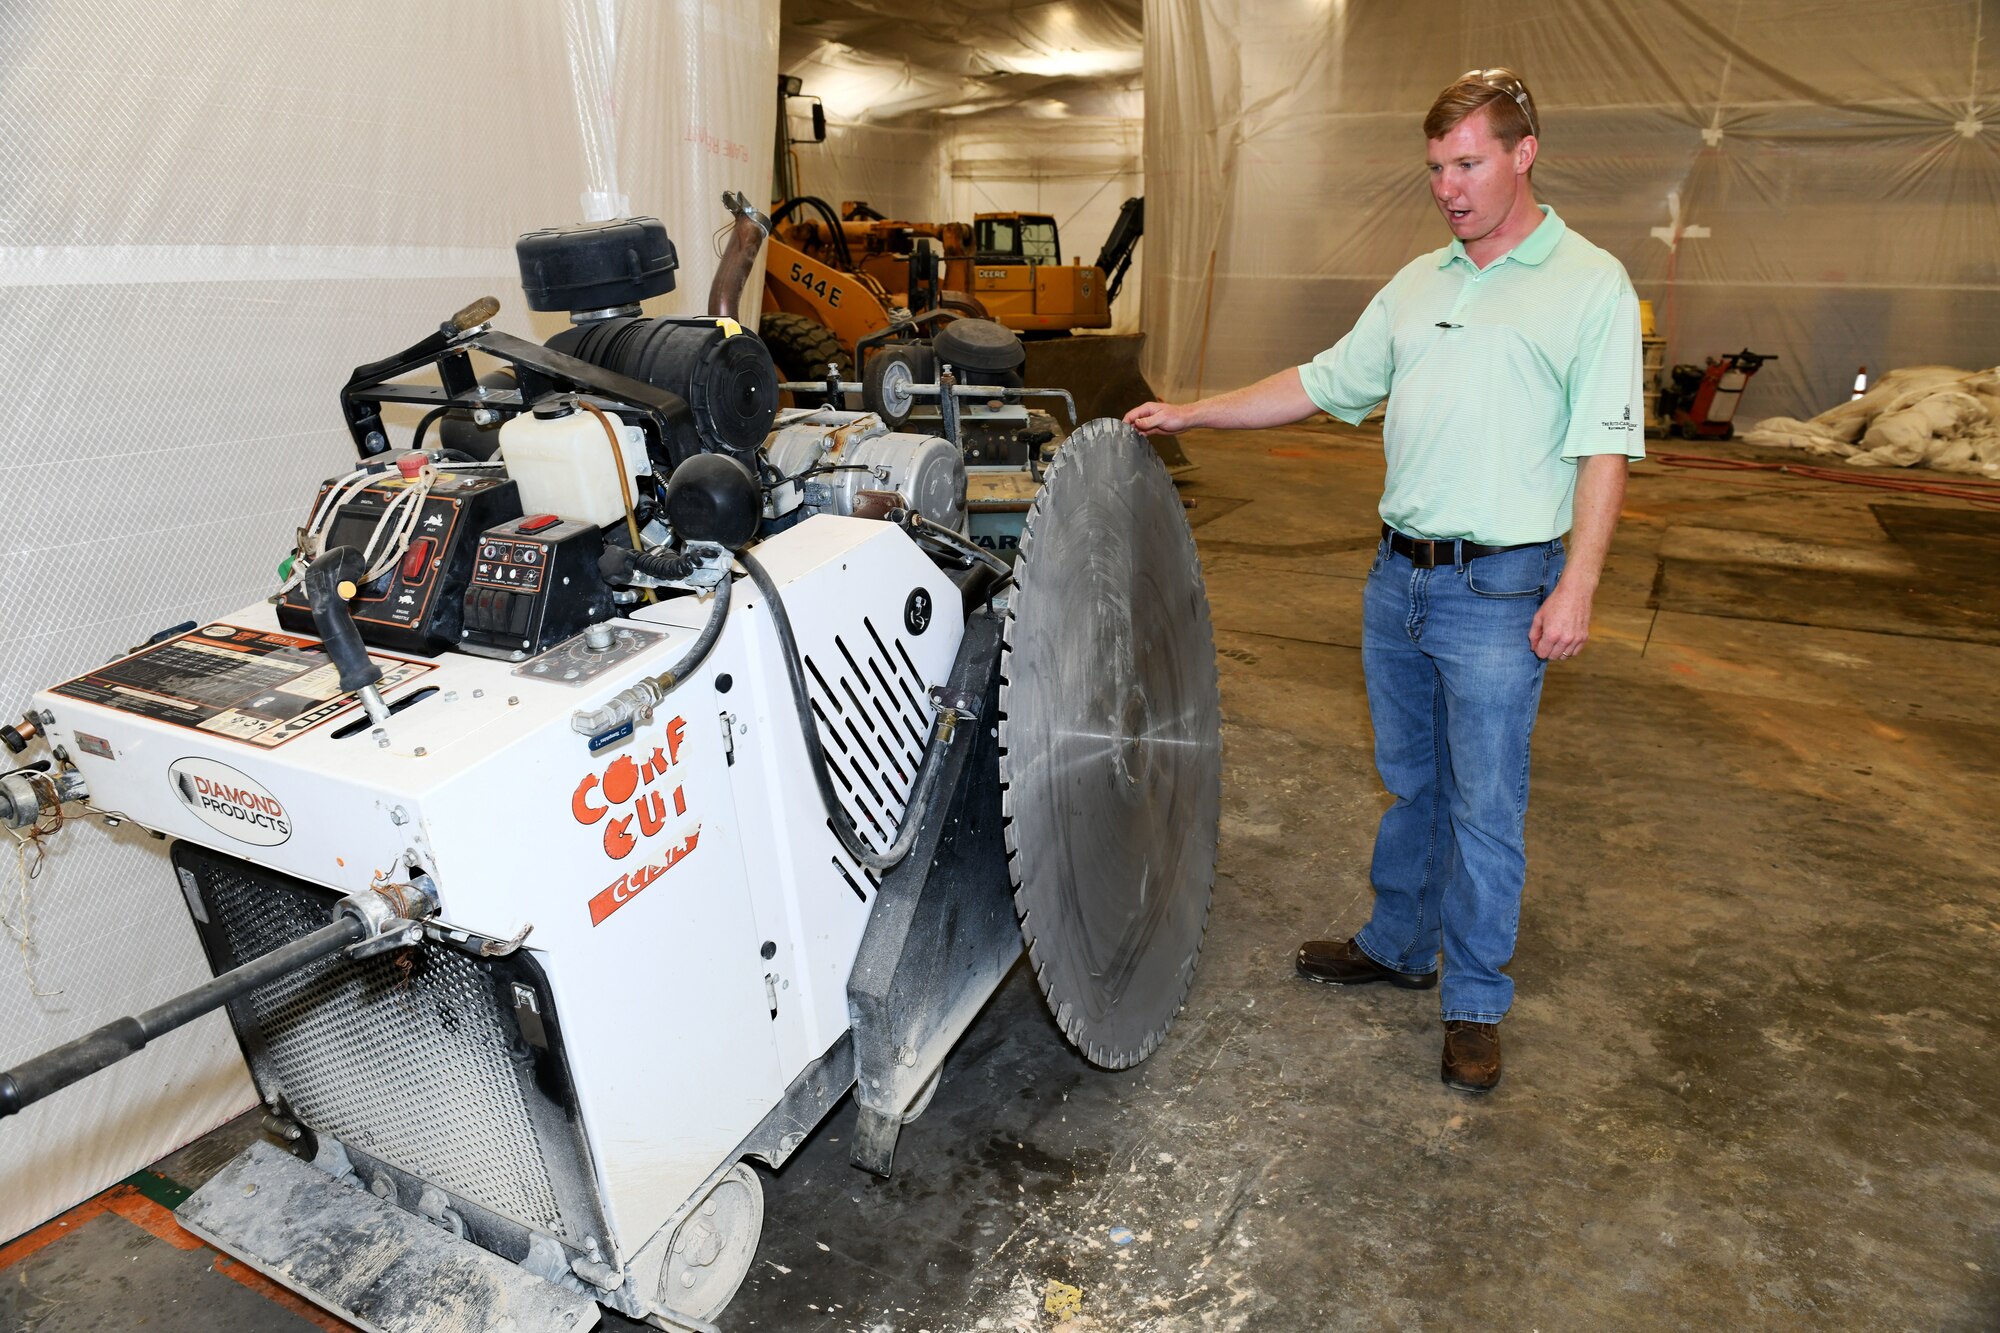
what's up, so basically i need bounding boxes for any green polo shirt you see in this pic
[1297,206,1644,545]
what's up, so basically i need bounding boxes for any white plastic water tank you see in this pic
[498,400,651,528]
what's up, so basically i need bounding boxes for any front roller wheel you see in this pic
[654,1162,764,1323]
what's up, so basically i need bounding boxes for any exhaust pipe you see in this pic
[708,190,771,321]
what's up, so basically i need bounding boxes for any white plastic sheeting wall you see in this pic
[1141,0,2000,416]
[795,121,951,222]
[0,0,777,1242]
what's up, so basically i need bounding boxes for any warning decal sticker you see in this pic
[50,624,434,748]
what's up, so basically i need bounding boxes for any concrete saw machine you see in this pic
[0,215,1223,1332]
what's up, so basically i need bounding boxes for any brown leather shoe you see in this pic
[1295,938,1437,989]
[1441,1020,1502,1092]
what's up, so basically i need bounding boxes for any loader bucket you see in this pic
[1023,333,1193,475]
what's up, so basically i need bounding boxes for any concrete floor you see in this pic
[5,421,1998,1331]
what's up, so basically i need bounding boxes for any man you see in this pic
[1126,68,1642,1093]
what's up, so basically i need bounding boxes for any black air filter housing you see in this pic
[546,317,778,464]
[517,217,677,313]
[931,318,1026,376]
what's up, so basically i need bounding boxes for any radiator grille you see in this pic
[803,614,933,898]
[198,862,568,1237]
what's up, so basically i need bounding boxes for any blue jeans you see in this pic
[1353,534,1565,1023]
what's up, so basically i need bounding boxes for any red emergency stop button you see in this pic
[396,453,427,478]
[401,537,436,583]
[519,514,561,534]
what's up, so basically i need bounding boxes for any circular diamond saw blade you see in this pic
[999,417,1222,1069]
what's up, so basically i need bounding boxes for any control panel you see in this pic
[460,514,614,659]
[277,473,522,656]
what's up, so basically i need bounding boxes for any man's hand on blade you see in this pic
[1125,401,1192,435]
[1528,579,1592,661]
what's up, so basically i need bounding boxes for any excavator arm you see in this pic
[1094,197,1144,307]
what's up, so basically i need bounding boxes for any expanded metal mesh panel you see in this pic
[195,861,566,1236]
[804,615,932,899]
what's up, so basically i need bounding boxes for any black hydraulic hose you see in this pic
[770,196,855,271]
[892,508,1014,584]
[659,569,732,691]
[738,550,958,872]
[0,916,367,1118]
[302,547,383,694]
[596,545,698,586]
[634,548,700,581]
[408,404,451,455]
[405,413,474,461]
[569,570,734,739]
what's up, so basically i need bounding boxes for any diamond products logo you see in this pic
[571,716,700,925]
[169,758,291,846]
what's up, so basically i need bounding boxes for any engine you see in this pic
[762,408,968,531]
[291,216,970,670]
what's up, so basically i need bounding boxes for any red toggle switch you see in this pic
[519,514,561,534]
[401,537,436,583]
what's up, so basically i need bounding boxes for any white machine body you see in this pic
[32,514,962,1282]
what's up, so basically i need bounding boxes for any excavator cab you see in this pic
[969,212,1107,332]
[974,214,1062,265]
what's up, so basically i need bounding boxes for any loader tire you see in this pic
[759,312,851,384]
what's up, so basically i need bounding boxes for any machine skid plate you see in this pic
[176,1141,600,1333]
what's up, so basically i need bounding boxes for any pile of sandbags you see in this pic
[1741,365,2000,476]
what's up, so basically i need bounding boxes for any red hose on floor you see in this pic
[1651,453,2000,508]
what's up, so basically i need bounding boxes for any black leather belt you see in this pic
[1382,524,1539,569]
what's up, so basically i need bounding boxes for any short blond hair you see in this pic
[1425,68,1538,148]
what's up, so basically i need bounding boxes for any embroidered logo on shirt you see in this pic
[1602,403,1638,432]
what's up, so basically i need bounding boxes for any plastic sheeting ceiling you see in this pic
[781,1,1148,333]
[0,0,777,1243]
[1141,0,2000,416]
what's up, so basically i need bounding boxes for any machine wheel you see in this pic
[759,312,850,384]
[654,1163,764,1323]
[862,345,928,429]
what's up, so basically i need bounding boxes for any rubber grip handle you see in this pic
[302,547,384,695]
[0,915,367,1118]
[0,1018,146,1117]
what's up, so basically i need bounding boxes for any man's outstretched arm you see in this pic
[1125,367,1322,435]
